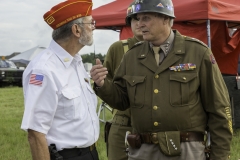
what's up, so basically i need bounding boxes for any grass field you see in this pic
[0,87,240,160]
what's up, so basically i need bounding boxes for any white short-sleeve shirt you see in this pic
[21,40,99,151]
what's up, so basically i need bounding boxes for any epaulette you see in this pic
[128,41,144,51]
[184,36,208,48]
[134,41,144,46]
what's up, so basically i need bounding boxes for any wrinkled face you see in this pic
[131,18,143,40]
[79,16,95,46]
[137,12,170,44]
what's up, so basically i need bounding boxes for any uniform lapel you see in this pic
[138,42,158,73]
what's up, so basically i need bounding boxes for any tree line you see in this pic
[81,53,105,64]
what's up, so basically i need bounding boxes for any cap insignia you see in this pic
[156,3,164,8]
[135,0,144,4]
[46,16,55,25]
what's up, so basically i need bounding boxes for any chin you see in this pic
[86,41,93,46]
[143,36,150,41]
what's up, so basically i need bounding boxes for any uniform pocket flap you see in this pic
[157,131,181,156]
[170,73,197,83]
[62,88,81,99]
[123,75,146,87]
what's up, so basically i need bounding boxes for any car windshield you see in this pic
[0,60,17,68]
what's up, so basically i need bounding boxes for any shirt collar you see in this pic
[149,30,175,56]
[49,40,78,68]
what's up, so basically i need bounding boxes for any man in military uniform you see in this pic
[91,0,232,159]
[104,2,143,160]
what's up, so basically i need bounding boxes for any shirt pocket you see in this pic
[170,72,199,107]
[123,75,146,108]
[61,87,83,120]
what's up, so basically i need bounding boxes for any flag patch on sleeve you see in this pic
[29,74,44,86]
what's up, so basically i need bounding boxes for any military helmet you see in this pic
[125,1,136,26]
[126,0,175,25]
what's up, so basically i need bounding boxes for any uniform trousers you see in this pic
[108,124,132,160]
[57,146,99,160]
[128,142,206,160]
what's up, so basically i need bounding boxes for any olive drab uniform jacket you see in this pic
[94,30,232,160]
[103,37,140,118]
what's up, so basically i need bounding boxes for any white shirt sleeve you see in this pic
[21,69,58,134]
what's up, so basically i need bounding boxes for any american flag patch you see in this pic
[29,74,44,86]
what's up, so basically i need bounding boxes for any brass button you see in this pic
[155,75,159,79]
[133,80,135,83]
[153,106,158,110]
[154,122,159,126]
[183,77,186,80]
[154,89,159,93]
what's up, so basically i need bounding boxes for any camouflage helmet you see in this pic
[126,0,175,25]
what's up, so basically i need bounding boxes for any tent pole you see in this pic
[207,19,211,48]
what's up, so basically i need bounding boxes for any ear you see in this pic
[163,17,170,25]
[72,24,81,38]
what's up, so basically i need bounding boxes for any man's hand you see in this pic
[90,58,108,87]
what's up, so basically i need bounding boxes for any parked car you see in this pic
[0,58,24,87]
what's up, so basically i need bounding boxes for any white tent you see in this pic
[10,46,45,65]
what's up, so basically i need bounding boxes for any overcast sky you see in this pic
[0,0,119,56]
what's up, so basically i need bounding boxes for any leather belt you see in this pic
[140,132,204,144]
[112,114,131,126]
[58,143,96,157]
[180,131,204,142]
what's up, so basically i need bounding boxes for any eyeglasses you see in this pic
[78,20,96,27]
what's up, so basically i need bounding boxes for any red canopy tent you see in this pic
[93,0,240,75]
[93,0,240,27]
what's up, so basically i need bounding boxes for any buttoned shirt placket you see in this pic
[72,56,97,142]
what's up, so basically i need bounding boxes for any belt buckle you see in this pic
[151,133,158,144]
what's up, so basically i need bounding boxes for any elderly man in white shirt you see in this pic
[21,0,99,160]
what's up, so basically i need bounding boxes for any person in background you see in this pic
[90,0,232,159]
[103,2,143,160]
[21,0,99,160]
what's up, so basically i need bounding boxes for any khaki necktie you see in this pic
[152,46,160,65]
[153,46,166,65]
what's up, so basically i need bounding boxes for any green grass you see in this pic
[0,87,240,160]
[0,86,112,160]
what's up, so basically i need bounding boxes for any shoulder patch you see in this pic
[210,54,216,64]
[184,36,208,48]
